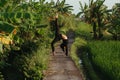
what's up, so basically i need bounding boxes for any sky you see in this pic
[45,0,120,14]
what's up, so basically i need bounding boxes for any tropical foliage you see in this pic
[0,0,120,80]
[75,1,120,80]
[0,0,73,79]
[107,3,120,40]
[77,0,120,40]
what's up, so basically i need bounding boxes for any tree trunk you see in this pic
[97,13,103,39]
[93,22,97,39]
[113,34,118,40]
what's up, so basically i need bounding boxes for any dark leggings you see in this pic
[60,40,68,56]
[51,37,60,52]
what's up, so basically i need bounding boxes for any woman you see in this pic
[60,34,68,56]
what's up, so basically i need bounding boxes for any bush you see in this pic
[74,22,92,40]
[0,72,4,80]
[13,45,50,79]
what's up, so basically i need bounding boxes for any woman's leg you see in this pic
[60,43,64,52]
[64,40,68,56]
[65,45,68,56]
[51,38,59,55]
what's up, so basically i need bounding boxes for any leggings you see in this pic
[60,39,68,56]
[51,37,60,52]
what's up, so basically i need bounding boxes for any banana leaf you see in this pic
[23,12,31,19]
[36,24,48,28]
[0,43,3,53]
[0,21,15,33]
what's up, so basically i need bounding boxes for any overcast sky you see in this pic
[45,0,120,14]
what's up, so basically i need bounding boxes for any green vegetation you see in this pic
[70,38,86,67]
[70,38,87,80]
[74,1,120,80]
[0,0,120,80]
[12,44,50,79]
[0,0,74,79]
[71,22,101,80]
[74,22,92,40]
[88,41,120,80]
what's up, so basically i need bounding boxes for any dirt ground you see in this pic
[43,45,83,80]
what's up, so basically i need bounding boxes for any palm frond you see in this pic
[79,1,84,12]
[76,12,83,17]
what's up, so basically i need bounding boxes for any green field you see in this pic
[72,20,120,80]
[88,41,120,80]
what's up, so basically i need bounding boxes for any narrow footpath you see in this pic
[43,31,84,80]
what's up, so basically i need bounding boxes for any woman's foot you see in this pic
[52,51,55,56]
[65,53,68,56]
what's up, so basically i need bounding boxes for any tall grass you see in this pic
[70,38,87,80]
[70,37,101,80]
[70,38,87,67]
[88,41,120,80]
[74,22,92,40]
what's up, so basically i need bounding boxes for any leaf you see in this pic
[23,12,32,19]
[16,12,22,18]
[61,0,65,7]
[36,24,48,28]
[9,12,16,18]
[79,1,84,12]
[0,43,3,53]
[0,21,15,33]
[4,12,9,19]
[76,12,83,17]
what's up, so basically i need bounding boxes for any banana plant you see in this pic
[54,0,73,15]
[77,0,107,39]
[108,3,120,40]
[76,1,89,22]
[0,21,16,53]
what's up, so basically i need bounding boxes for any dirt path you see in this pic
[43,31,84,80]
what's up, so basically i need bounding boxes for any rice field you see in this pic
[88,41,120,80]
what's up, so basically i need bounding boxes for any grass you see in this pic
[68,19,120,80]
[88,41,120,80]
[71,21,104,80]
[70,38,87,67]
[70,38,87,80]
[74,22,93,40]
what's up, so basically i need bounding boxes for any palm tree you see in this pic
[76,1,89,23]
[77,0,106,39]
[108,3,120,40]
[55,0,73,14]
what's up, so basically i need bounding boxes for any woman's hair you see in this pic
[59,34,62,38]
